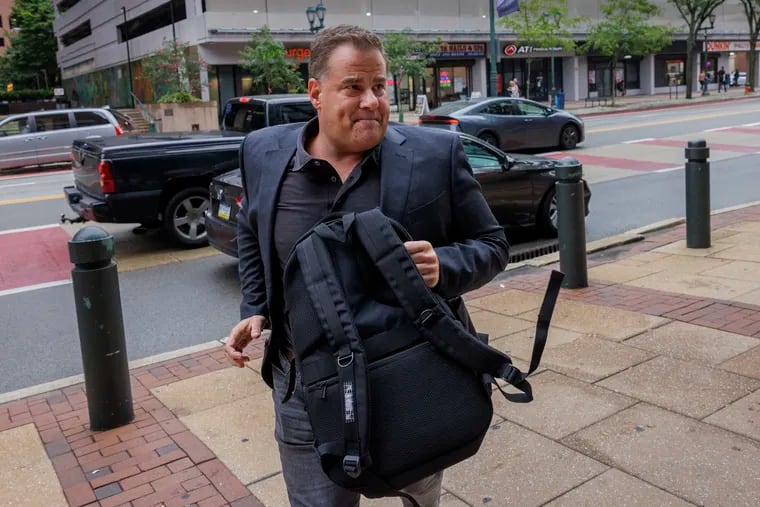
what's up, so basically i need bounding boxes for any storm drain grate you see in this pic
[508,240,559,263]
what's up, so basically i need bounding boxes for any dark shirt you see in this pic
[273,118,381,269]
[272,118,381,356]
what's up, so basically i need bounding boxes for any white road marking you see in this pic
[623,138,655,144]
[0,280,71,298]
[654,166,684,173]
[0,182,35,189]
[742,122,760,127]
[704,126,733,132]
[0,223,60,236]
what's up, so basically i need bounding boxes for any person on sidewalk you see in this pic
[717,66,727,92]
[223,24,509,507]
[699,70,707,95]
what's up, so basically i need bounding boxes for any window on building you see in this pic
[60,20,92,47]
[117,0,187,43]
[0,37,4,47]
[57,0,81,13]
[0,15,3,28]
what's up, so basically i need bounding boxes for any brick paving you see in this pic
[0,346,266,507]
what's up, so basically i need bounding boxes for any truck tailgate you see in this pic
[71,139,105,198]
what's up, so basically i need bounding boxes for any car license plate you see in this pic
[218,202,231,221]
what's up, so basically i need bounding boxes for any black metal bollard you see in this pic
[685,140,711,248]
[69,226,133,431]
[555,157,588,289]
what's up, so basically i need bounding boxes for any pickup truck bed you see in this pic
[64,132,244,247]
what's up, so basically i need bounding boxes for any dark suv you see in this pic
[220,94,316,133]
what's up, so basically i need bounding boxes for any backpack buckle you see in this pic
[500,364,521,385]
[337,352,354,368]
[418,308,438,327]
[343,455,362,478]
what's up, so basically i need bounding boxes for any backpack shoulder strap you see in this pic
[295,230,373,478]
[353,209,563,401]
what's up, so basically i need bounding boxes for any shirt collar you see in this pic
[293,117,381,171]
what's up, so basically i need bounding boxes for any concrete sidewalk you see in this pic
[3,203,760,506]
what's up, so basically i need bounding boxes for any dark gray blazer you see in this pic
[237,122,509,387]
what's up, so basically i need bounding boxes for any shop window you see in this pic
[656,55,686,86]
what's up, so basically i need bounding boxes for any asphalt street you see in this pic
[1,99,759,395]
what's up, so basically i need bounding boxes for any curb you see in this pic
[505,199,760,272]
[576,93,758,118]
[0,340,223,405]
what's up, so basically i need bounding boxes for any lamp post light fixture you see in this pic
[306,3,327,34]
[701,12,716,95]
[543,8,562,106]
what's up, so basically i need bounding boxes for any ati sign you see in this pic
[503,44,563,56]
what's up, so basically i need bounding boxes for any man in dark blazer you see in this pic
[224,25,508,507]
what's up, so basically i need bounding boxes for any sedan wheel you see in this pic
[539,189,559,237]
[478,132,498,147]
[163,187,210,248]
[559,124,579,150]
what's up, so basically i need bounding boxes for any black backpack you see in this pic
[282,209,563,503]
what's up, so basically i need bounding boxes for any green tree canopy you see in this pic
[668,0,726,98]
[383,29,440,121]
[0,0,58,89]
[139,41,205,103]
[583,0,672,104]
[498,0,584,100]
[239,26,304,95]
[738,0,760,89]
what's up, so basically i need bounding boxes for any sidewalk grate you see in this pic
[509,240,559,263]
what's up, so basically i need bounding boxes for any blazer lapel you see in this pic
[257,131,298,283]
[379,126,413,222]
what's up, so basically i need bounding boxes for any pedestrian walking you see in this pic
[699,70,707,95]
[223,24,509,507]
[717,66,727,92]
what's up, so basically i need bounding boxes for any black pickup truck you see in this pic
[62,94,315,247]
[63,133,244,247]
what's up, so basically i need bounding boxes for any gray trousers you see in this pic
[272,358,443,507]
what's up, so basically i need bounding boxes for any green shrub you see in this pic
[157,91,201,103]
[0,89,54,101]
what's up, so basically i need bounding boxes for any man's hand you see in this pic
[224,315,267,368]
[404,240,440,288]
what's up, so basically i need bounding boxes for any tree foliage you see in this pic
[139,41,206,103]
[498,0,584,100]
[667,0,726,98]
[0,0,58,89]
[583,0,672,104]
[738,0,760,89]
[239,26,304,95]
[384,29,440,121]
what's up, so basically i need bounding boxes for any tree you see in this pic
[582,0,672,105]
[139,41,206,103]
[739,0,760,90]
[239,26,304,95]
[0,0,57,90]
[384,29,440,122]
[668,0,726,98]
[498,0,583,102]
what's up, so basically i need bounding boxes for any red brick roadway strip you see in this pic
[469,204,760,339]
[0,341,268,507]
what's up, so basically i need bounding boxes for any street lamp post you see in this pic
[544,9,562,106]
[488,0,498,97]
[701,12,716,96]
[306,3,327,34]
[121,7,135,107]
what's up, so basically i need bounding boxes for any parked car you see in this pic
[418,97,585,151]
[731,72,747,86]
[206,132,591,257]
[62,95,317,248]
[220,94,315,133]
[0,108,130,171]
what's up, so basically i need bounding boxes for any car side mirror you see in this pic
[503,157,514,171]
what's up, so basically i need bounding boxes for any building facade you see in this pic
[52,0,759,110]
[0,0,15,57]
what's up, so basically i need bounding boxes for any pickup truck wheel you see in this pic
[163,187,210,248]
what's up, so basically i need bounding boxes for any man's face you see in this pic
[308,44,390,155]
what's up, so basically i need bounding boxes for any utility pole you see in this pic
[489,0,499,97]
